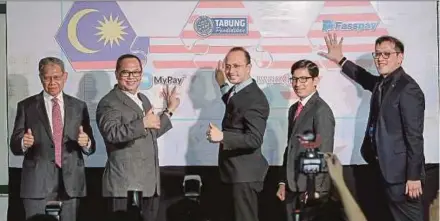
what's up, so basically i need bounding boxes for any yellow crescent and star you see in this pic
[67,8,128,54]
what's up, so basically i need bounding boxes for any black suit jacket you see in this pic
[342,60,425,184]
[10,92,96,198]
[280,92,335,192]
[219,80,270,183]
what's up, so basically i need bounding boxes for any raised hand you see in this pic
[318,33,345,64]
[23,128,34,148]
[162,85,180,112]
[77,126,89,147]
[206,122,223,143]
[143,108,161,129]
[215,60,227,86]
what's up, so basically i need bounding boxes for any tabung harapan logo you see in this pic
[194,15,248,37]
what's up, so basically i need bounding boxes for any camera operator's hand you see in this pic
[276,184,286,201]
[324,153,344,185]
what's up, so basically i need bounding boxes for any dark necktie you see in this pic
[227,86,235,104]
[52,97,63,168]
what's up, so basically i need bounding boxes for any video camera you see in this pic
[297,132,328,175]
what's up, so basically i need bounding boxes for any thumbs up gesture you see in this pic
[77,126,89,147]
[206,122,223,143]
[23,128,34,148]
[143,108,160,129]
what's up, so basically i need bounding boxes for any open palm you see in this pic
[318,33,345,64]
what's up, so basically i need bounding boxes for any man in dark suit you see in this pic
[319,33,425,221]
[276,60,336,221]
[96,54,180,221]
[207,47,270,221]
[10,57,96,221]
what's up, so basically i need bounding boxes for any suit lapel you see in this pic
[290,93,319,137]
[114,86,144,115]
[35,92,53,141]
[380,71,403,111]
[227,81,252,106]
[63,94,74,137]
[138,93,152,113]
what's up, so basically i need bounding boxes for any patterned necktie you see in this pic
[227,87,235,104]
[294,102,304,120]
[52,97,63,168]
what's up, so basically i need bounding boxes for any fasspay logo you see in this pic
[322,20,379,32]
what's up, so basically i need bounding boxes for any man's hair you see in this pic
[291,59,319,78]
[115,54,142,72]
[227,47,251,65]
[375,35,405,53]
[38,57,65,75]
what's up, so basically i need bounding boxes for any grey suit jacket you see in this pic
[280,92,335,193]
[96,85,172,197]
[10,92,96,198]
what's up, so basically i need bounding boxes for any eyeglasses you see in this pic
[40,74,64,82]
[290,76,313,83]
[119,70,142,78]
[372,52,400,59]
[225,64,248,71]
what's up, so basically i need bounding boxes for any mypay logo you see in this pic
[140,73,186,90]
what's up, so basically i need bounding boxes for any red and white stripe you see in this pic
[150,1,311,70]
[308,1,389,69]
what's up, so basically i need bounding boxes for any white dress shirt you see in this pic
[22,91,91,152]
[122,90,144,112]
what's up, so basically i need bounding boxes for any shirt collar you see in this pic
[43,91,64,103]
[232,77,253,93]
[122,90,140,99]
[299,91,316,106]
[381,66,403,84]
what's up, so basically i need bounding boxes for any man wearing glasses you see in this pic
[319,34,425,221]
[276,60,335,221]
[96,54,180,221]
[207,47,270,221]
[10,57,96,221]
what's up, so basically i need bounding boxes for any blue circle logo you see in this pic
[140,71,153,90]
[194,15,214,37]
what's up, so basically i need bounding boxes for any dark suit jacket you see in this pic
[96,85,172,197]
[219,80,270,183]
[342,60,425,185]
[10,92,96,198]
[280,92,335,193]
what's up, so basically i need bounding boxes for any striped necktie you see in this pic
[52,97,63,168]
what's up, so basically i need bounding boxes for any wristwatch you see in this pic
[338,57,347,66]
[164,108,173,117]
[220,83,228,89]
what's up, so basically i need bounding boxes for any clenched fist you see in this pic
[77,126,89,147]
[23,128,34,148]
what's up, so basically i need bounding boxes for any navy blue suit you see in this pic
[342,60,425,221]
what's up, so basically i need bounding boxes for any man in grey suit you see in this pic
[96,54,180,221]
[207,47,270,221]
[276,60,335,221]
[10,57,96,221]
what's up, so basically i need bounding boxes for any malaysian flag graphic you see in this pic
[308,1,389,70]
[56,2,149,72]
